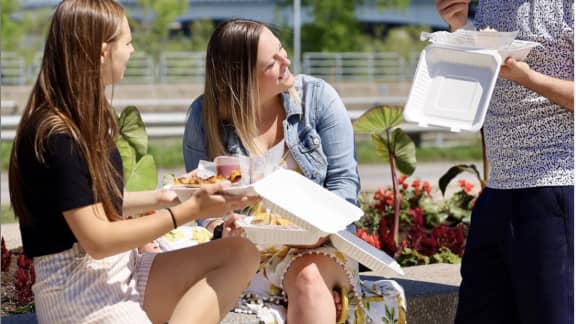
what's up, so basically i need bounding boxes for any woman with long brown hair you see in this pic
[9,1,260,323]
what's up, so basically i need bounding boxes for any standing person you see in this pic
[183,19,406,324]
[8,1,260,323]
[436,1,574,323]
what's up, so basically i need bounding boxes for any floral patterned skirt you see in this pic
[233,243,407,324]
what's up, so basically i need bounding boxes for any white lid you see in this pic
[330,230,404,275]
[252,169,363,234]
[236,217,322,246]
[403,44,502,132]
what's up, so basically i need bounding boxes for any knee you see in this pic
[286,263,326,298]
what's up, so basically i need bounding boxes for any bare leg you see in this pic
[142,237,259,324]
[283,254,351,324]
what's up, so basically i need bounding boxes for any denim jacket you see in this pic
[182,74,360,206]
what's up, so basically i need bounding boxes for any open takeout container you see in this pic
[421,30,539,62]
[236,168,404,275]
[403,44,502,132]
[167,184,258,202]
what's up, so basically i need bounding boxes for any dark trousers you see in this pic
[455,186,573,324]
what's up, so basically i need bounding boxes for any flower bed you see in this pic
[355,175,478,267]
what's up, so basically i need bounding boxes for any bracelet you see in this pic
[165,207,177,229]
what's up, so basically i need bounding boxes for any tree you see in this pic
[277,0,411,52]
[128,0,189,60]
[1,0,22,51]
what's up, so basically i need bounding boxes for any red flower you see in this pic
[398,174,407,185]
[457,179,474,194]
[423,181,432,195]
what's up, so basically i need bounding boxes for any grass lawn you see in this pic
[2,135,482,171]
[1,205,16,224]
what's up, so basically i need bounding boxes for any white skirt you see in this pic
[32,244,156,324]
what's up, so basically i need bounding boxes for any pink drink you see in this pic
[214,156,241,178]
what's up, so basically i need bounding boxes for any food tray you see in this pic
[403,44,502,132]
[330,230,404,275]
[421,29,518,49]
[158,226,212,251]
[498,40,540,62]
[252,169,364,234]
[421,30,539,62]
[166,184,258,202]
[236,217,322,246]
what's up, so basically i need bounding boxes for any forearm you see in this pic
[123,190,177,217]
[65,206,183,259]
[520,71,574,111]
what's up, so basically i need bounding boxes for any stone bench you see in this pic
[2,263,460,324]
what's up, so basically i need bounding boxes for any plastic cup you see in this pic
[214,156,241,178]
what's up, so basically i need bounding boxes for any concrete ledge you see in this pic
[1,264,460,324]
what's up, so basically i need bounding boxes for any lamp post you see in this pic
[293,0,301,74]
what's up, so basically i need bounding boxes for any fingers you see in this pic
[435,0,469,10]
[435,0,470,28]
[221,213,246,238]
[197,180,232,195]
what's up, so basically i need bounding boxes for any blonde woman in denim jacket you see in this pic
[182,19,370,324]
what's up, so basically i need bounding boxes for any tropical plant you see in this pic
[353,105,416,245]
[439,164,486,196]
[115,106,158,191]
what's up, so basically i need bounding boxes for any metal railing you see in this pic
[302,52,409,81]
[1,51,418,85]
[0,96,453,141]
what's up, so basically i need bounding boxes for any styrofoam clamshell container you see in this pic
[404,44,502,132]
[251,169,364,234]
[498,40,540,61]
[237,216,322,246]
[330,230,404,275]
[236,169,403,275]
[166,184,258,202]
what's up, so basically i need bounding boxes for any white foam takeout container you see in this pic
[237,168,404,275]
[420,30,539,62]
[403,44,502,132]
[236,216,321,246]
[167,184,257,202]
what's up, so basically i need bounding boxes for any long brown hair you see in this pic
[9,0,125,224]
[203,19,265,159]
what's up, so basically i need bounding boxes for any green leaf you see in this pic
[390,128,416,176]
[353,105,403,133]
[438,164,483,196]
[371,128,416,176]
[115,137,136,185]
[372,133,391,159]
[118,106,148,158]
[125,155,158,191]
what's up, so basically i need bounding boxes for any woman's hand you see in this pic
[435,0,470,31]
[221,213,247,238]
[177,181,260,223]
[499,57,532,83]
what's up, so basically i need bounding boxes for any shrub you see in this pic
[356,175,478,267]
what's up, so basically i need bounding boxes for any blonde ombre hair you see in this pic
[203,19,269,159]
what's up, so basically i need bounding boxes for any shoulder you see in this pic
[297,74,327,89]
[189,95,205,116]
[186,95,205,125]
